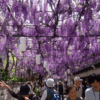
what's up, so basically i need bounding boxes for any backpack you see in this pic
[48,89,60,100]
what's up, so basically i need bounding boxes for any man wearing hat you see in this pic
[74,76,83,98]
[41,78,59,100]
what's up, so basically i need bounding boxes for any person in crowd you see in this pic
[82,81,87,100]
[64,80,68,93]
[66,84,83,100]
[0,81,36,100]
[25,81,34,91]
[41,78,59,100]
[74,76,83,98]
[25,81,38,100]
[54,82,58,91]
[25,81,42,100]
[85,73,100,100]
[39,82,46,97]
[58,81,64,100]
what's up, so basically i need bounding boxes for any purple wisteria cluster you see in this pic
[0,0,100,78]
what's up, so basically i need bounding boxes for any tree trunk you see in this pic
[5,49,9,81]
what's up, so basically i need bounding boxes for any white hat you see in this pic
[46,78,54,87]
[74,76,83,82]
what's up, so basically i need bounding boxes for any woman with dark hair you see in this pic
[66,84,83,100]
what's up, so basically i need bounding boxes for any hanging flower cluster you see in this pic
[0,0,100,78]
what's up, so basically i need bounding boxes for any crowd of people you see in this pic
[0,73,100,100]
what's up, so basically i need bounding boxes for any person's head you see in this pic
[74,76,82,87]
[88,73,100,91]
[82,81,87,87]
[25,81,34,90]
[41,83,44,87]
[46,78,54,88]
[66,85,77,100]
[59,81,62,85]
[18,84,30,98]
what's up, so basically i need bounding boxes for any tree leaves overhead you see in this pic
[0,0,100,78]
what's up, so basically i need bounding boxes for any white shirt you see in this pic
[39,86,47,91]
[85,87,100,100]
[39,86,47,96]
[41,90,47,100]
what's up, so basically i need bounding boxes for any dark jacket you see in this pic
[55,83,58,90]
[8,88,36,100]
[59,84,63,94]
[82,87,87,99]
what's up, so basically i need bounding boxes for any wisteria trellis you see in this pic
[0,0,100,78]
